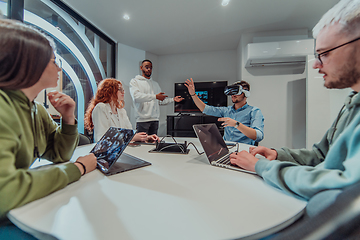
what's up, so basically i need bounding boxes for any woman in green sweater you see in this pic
[0,19,97,237]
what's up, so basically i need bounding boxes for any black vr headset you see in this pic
[224,83,250,97]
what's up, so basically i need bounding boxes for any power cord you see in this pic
[157,144,186,153]
[186,142,204,155]
[155,135,186,153]
[155,135,204,155]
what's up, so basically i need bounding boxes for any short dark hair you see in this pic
[141,59,152,65]
[0,19,54,90]
[235,80,250,91]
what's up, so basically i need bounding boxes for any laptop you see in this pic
[90,127,151,176]
[193,123,255,174]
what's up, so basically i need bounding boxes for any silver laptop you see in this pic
[90,127,151,176]
[193,123,255,174]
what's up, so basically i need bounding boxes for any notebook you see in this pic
[90,127,151,176]
[193,123,255,174]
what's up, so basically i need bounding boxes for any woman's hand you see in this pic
[47,91,76,125]
[74,153,97,176]
[132,132,148,142]
[174,96,184,102]
[147,134,160,143]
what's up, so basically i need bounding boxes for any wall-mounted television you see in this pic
[174,81,228,113]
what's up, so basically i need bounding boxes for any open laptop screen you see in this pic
[90,127,136,173]
[193,124,229,163]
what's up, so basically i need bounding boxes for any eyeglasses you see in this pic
[314,36,360,65]
[51,58,62,69]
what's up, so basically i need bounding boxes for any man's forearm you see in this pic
[190,94,206,112]
[237,123,257,140]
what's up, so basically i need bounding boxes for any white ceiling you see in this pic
[61,0,339,55]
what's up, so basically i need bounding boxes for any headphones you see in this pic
[224,81,250,98]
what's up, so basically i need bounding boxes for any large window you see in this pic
[3,0,115,134]
[0,0,7,17]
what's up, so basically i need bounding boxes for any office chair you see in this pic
[78,133,91,146]
[270,181,360,240]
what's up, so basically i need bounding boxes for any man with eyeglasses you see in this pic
[229,0,360,217]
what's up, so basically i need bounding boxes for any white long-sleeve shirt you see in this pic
[92,102,133,142]
[129,75,174,122]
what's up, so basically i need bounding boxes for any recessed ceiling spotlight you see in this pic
[221,0,230,6]
[123,14,130,20]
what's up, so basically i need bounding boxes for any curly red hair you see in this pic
[84,78,125,131]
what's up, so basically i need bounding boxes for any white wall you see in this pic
[156,50,237,136]
[145,52,159,83]
[116,29,351,147]
[238,30,351,150]
[239,29,310,149]
[116,47,237,137]
[117,43,146,128]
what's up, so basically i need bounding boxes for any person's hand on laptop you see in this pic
[249,146,278,160]
[229,151,258,173]
[147,134,160,143]
[132,132,148,142]
[74,153,97,176]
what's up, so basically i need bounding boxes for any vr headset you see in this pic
[224,84,250,98]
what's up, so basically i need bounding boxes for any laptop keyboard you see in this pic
[216,154,231,165]
[212,152,244,169]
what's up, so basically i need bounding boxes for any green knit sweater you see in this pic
[0,89,81,220]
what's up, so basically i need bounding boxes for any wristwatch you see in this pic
[235,121,240,128]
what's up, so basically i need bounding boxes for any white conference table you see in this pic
[8,138,306,240]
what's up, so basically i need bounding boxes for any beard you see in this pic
[232,95,244,103]
[325,51,360,89]
[142,69,152,78]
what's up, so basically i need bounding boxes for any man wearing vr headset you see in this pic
[184,78,264,145]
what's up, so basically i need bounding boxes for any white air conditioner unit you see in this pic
[245,39,314,67]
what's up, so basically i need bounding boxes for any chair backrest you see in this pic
[78,133,91,146]
[271,181,360,240]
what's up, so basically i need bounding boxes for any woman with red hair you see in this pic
[85,78,159,142]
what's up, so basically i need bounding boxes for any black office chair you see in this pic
[78,133,91,146]
[269,181,360,240]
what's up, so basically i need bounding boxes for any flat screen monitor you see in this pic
[174,81,228,112]
[195,90,208,104]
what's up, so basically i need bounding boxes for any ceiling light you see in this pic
[221,0,230,6]
[123,14,130,20]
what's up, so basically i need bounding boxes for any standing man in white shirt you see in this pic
[130,60,184,135]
